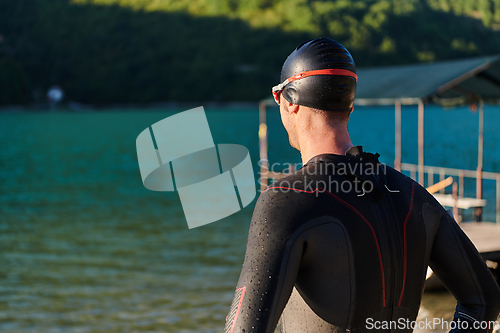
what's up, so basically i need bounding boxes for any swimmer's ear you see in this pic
[287,101,300,115]
[284,86,299,104]
[282,86,300,114]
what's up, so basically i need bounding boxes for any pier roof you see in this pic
[355,55,500,106]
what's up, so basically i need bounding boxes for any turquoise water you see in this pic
[1,106,499,332]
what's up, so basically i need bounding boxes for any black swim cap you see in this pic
[277,37,357,112]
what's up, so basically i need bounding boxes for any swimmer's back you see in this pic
[225,152,500,333]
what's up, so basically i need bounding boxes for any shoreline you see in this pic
[0,100,262,112]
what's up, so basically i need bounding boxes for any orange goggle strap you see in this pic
[272,69,358,93]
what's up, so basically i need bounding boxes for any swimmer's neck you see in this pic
[297,123,353,165]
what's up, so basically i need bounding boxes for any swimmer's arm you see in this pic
[429,212,500,332]
[225,190,302,333]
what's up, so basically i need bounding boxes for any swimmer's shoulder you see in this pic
[254,172,316,216]
[382,164,448,214]
[259,169,317,199]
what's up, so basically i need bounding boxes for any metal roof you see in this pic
[355,55,500,106]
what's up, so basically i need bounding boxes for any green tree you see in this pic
[1,0,499,105]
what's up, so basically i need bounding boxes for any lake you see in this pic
[1,105,499,332]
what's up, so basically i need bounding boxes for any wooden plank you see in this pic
[433,193,487,209]
[461,222,500,258]
[426,177,453,194]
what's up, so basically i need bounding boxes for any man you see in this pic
[224,37,500,333]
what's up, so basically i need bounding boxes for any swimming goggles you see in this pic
[271,68,358,104]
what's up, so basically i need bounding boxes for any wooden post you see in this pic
[395,101,401,171]
[418,101,425,186]
[459,170,464,198]
[475,100,484,222]
[410,165,417,181]
[439,169,446,194]
[427,167,434,188]
[458,170,465,220]
[497,174,500,225]
[259,101,268,192]
[453,181,459,222]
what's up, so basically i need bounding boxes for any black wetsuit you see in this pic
[225,147,500,333]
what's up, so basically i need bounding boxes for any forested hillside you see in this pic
[1,0,500,105]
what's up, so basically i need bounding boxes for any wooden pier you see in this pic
[402,162,500,223]
[461,223,500,262]
[425,222,500,290]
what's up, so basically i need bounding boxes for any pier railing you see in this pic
[258,101,500,224]
[401,163,500,223]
